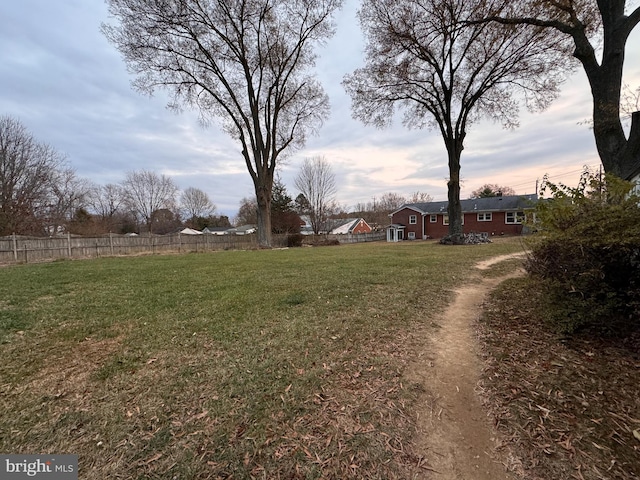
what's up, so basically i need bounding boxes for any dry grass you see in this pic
[478,276,640,480]
[0,239,525,479]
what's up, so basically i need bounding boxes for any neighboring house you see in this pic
[299,215,315,235]
[623,161,640,196]
[388,194,537,241]
[328,218,373,235]
[179,228,203,235]
[202,226,229,235]
[226,225,257,235]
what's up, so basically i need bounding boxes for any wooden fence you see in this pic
[0,231,386,264]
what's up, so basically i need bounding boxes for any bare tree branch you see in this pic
[104,0,342,246]
[344,0,565,241]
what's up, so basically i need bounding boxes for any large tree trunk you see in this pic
[255,181,273,248]
[584,33,639,178]
[446,138,465,244]
[569,0,640,178]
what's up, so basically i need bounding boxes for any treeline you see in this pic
[0,115,229,237]
[2,113,441,238]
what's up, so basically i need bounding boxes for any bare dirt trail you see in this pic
[406,253,526,479]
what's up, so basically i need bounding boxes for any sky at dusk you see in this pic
[1,0,639,217]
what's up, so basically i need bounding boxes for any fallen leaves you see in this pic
[478,277,640,480]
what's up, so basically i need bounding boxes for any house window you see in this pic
[444,214,463,225]
[409,215,417,224]
[408,232,416,240]
[506,211,525,224]
[430,215,437,223]
[477,212,492,222]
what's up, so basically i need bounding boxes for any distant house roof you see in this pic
[390,194,538,216]
[180,228,203,235]
[623,162,640,182]
[329,218,371,234]
[227,225,257,235]
[202,226,229,234]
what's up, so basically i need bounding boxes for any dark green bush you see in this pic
[525,169,640,334]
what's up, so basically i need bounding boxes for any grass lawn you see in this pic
[0,239,524,479]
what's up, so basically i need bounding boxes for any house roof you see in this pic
[180,228,203,235]
[227,224,257,234]
[391,194,538,216]
[202,226,229,234]
[328,218,370,234]
[623,161,640,182]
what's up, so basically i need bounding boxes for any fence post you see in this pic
[23,244,28,263]
[178,232,182,253]
[110,233,114,256]
[12,233,17,262]
[67,233,72,258]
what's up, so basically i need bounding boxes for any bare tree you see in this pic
[235,197,258,226]
[294,156,337,234]
[469,183,516,198]
[88,183,123,218]
[181,187,216,221]
[121,170,178,233]
[376,192,407,212]
[103,0,343,247]
[407,191,434,204]
[0,115,63,235]
[482,1,640,178]
[86,183,130,233]
[45,168,92,235]
[344,0,565,242]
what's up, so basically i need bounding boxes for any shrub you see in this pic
[286,233,304,247]
[525,169,640,334]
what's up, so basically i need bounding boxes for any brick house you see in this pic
[329,218,373,235]
[387,194,537,241]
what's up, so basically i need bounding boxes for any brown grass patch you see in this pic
[478,277,640,480]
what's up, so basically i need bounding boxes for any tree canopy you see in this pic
[0,115,80,236]
[104,0,343,247]
[294,156,337,234]
[482,0,640,178]
[344,0,565,242]
[121,170,179,234]
[470,183,516,198]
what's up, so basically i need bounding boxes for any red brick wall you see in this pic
[462,212,524,236]
[392,208,423,239]
[391,210,525,239]
[423,214,448,238]
[351,220,372,234]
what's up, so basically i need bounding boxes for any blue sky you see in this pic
[1,0,638,217]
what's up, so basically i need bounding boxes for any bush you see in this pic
[286,233,304,247]
[525,169,640,334]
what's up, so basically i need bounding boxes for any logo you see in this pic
[1,455,77,479]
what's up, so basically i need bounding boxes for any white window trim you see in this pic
[430,214,437,223]
[505,211,525,224]
[408,231,416,239]
[409,215,417,224]
[477,212,492,222]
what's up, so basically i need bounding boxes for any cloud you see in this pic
[0,0,637,220]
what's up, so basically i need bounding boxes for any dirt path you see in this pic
[406,254,526,479]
